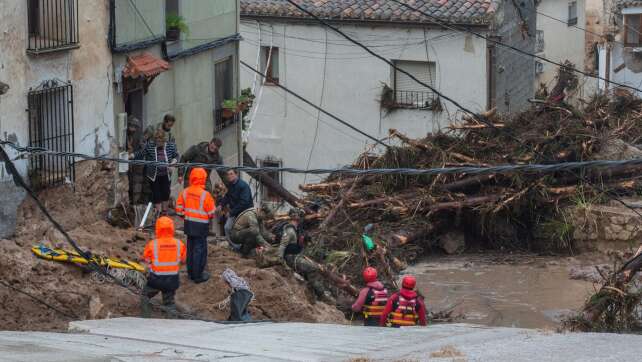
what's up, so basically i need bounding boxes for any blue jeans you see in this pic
[186,235,207,280]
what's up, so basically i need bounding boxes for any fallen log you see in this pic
[302,256,359,296]
[243,149,302,207]
[449,123,505,130]
[425,195,500,212]
[299,180,353,192]
[389,129,431,151]
[348,191,418,209]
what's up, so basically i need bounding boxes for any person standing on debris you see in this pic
[221,268,253,321]
[178,137,225,191]
[176,167,216,283]
[217,169,254,237]
[229,205,273,256]
[380,275,427,327]
[126,116,149,205]
[140,216,186,318]
[131,127,179,216]
[144,113,176,143]
[352,267,389,326]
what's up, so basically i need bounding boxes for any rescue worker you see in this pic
[380,275,427,327]
[258,208,334,303]
[176,167,216,283]
[178,137,225,192]
[140,216,186,318]
[229,205,273,256]
[217,169,253,237]
[352,267,389,326]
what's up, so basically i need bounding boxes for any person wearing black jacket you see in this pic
[217,169,253,237]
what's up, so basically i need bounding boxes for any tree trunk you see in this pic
[243,149,302,207]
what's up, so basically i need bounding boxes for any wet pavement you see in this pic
[407,254,598,329]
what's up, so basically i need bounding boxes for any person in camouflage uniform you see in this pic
[178,137,224,192]
[258,208,333,302]
[229,206,273,256]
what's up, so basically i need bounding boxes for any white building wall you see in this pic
[240,21,488,195]
[536,0,598,99]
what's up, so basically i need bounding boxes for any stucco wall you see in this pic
[240,21,488,193]
[0,0,114,237]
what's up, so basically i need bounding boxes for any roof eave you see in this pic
[240,14,492,29]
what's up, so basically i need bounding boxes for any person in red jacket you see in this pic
[380,275,427,327]
[352,267,389,326]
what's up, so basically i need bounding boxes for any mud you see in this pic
[407,253,607,329]
[0,161,344,332]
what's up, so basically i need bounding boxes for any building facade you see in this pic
[0,0,114,237]
[239,0,536,198]
[109,0,242,167]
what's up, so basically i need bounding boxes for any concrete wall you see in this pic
[240,21,488,194]
[492,0,537,113]
[113,0,165,46]
[0,0,114,237]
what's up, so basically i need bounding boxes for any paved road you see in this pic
[1,318,641,361]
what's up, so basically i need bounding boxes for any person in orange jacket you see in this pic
[352,267,389,326]
[176,168,216,283]
[141,216,186,317]
[380,275,427,327]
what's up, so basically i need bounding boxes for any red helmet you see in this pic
[362,267,378,283]
[402,275,416,290]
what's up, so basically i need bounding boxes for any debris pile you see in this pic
[295,92,642,286]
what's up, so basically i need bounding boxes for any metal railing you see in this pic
[214,108,239,133]
[394,90,438,110]
[27,0,80,54]
[27,81,75,190]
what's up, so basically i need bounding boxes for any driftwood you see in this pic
[389,128,431,151]
[303,256,359,296]
[320,177,360,229]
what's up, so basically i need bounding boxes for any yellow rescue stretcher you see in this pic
[31,244,145,272]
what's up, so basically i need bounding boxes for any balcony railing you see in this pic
[394,90,438,110]
[214,108,239,133]
[27,0,80,54]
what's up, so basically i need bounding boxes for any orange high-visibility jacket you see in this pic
[143,217,186,275]
[176,168,216,224]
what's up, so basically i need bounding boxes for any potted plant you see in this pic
[221,99,237,119]
[166,14,189,41]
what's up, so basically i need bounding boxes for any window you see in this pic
[567,1,578,26]
[261,46,279,84]
[165,0,179,16]
[27,80,75,190]
[260,159,282,201]
[27,0,79,54]
[624,13,642,47]
[535,30,544,53]
[393,60,437,109]
[214,57,236,131]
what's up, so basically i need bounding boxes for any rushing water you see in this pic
[406,254,598,329]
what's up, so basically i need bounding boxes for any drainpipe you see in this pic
[604,41,611,93]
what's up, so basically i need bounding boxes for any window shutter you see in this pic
[395,61,435,93]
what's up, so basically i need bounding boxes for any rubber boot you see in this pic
[140,296,152,318]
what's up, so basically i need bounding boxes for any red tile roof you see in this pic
[241,0,498,25]
[122,53,170,79]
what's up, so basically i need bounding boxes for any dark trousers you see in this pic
[364,317,381,326]
[186,234,208,280]
[141,273,179,318]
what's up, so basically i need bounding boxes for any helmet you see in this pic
[401,275,416,290]
[288,207,305,219]
[362,267,377,283]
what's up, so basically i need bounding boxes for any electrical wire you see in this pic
[388,0,642,94]
[0,279,78,320]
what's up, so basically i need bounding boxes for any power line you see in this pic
[283,0,484,123]
[241,61,389,148]
[388,0,642,94]
[127,0,156,39]
[6,140,642,177]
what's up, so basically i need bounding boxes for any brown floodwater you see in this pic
[406,254,600,329]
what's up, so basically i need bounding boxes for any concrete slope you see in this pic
[1,318,641,361]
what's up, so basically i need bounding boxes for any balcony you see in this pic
[27,0,79,55]
[394,90,439,110]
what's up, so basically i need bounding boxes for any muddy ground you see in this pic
[0,162,344,332]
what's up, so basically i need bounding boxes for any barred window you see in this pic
[27,81,75,190]
[393,60,438,110]
[27,0,79,54]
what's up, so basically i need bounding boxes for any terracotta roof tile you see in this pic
[122,53,170,79]
[241,0,497,25]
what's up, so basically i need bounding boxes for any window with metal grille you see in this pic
[27,81,75,190]
[214,57,236,132]
[27,0,79,54]
[260,159,282,201]
[261,46,279,84]
[393,60,438,110]
[567,1,578,26]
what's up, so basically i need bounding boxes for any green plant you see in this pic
[166,14,189,35]
[221,99,237,110]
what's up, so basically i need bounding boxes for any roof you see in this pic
[122,53,170,79]
[240,0,498,25]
